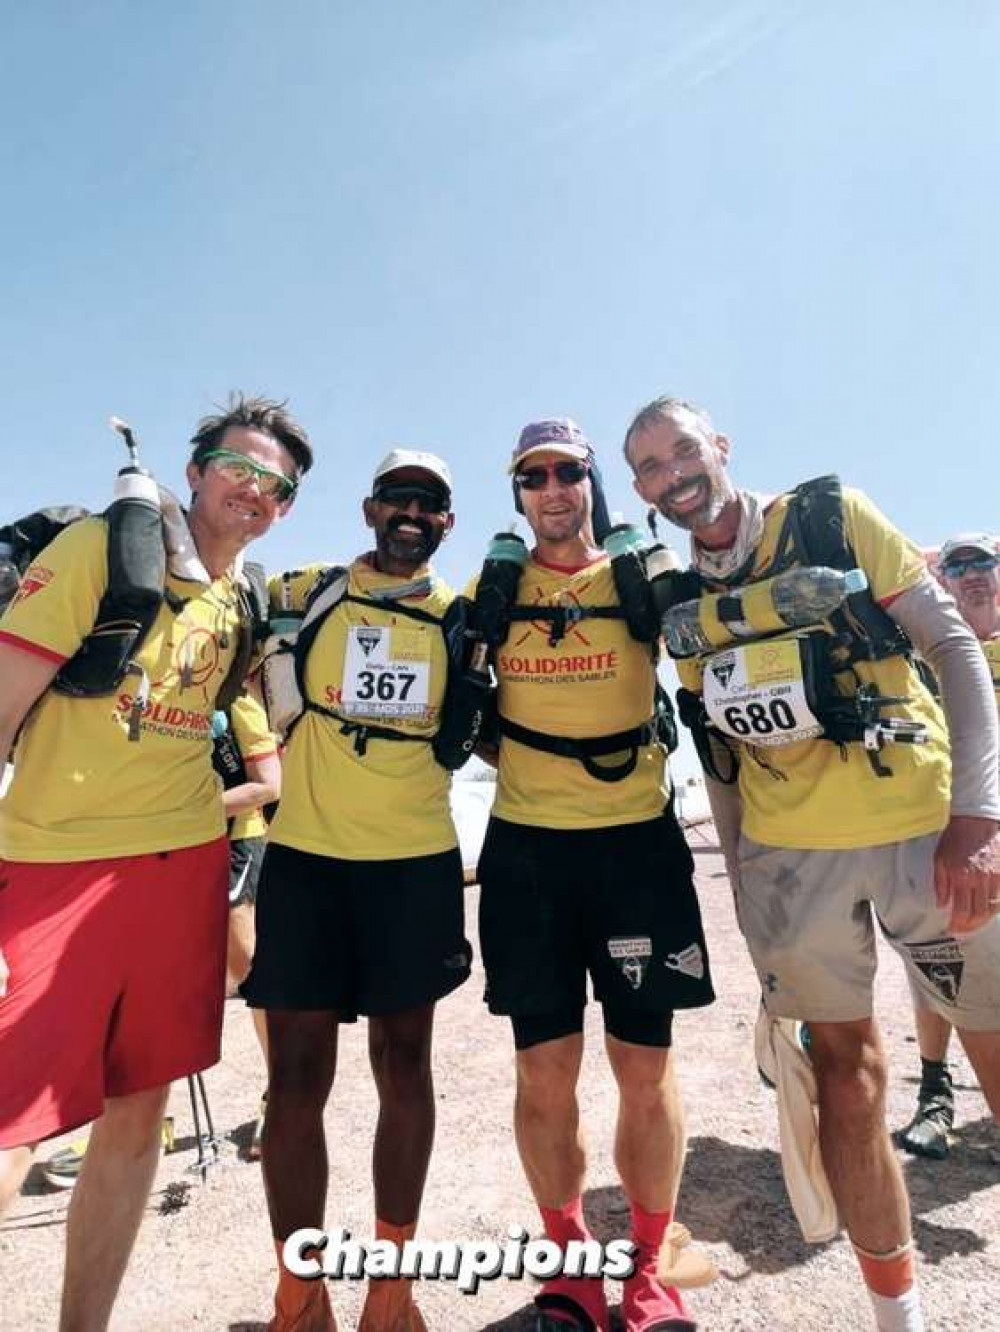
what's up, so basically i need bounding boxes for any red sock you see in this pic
[624,1199,693,1332]
[535,1198,609,1332]
[630,1200,673,1252]
[540,1196,591,1245]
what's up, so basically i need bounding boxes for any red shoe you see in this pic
[622,1245,696,1332]
[534,1274,610,1331]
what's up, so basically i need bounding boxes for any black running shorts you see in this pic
[228,836,265,908]
[477,810,714,1019]
[243,842,471,1019]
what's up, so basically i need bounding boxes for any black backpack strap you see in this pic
[676,686,739,785]
[506,602,624,647]
[289,565,355,702]
[215,559,270,711]
[294,570,449,757]
[305,711,430,756]
[790,475,912,664]
[432,595,493,771]
[497,713,661,783]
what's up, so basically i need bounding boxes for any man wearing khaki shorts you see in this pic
[624,394,1000,1332]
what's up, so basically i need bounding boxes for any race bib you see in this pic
[702,638,823,747]
[340,624,431,718]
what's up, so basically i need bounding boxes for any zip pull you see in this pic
[126,663,150,742]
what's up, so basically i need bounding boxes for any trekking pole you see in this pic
[186,1073,221,1181]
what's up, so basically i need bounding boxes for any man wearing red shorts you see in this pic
[0,395,311,1332]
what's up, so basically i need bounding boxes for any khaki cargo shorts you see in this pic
[737,831,1000,1029]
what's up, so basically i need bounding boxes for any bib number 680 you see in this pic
[723,698,797,737]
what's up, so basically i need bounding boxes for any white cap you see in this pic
[372,448,452,495]
[939,532,998,565]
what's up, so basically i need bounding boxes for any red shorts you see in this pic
[0,838,229,1149]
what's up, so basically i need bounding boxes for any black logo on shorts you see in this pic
[907,939,964,1004]
[710,654,736,690]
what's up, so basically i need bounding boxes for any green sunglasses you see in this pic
[201,449,298,501]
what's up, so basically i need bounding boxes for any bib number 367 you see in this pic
[341,624,431,718]
[353,668,417,704]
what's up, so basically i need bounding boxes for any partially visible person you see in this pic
[624,394,1000,1332]
[897,531,1000,1158]
[0,394,311,1332]
[217,693,281,1159]
[245,450,472,1332]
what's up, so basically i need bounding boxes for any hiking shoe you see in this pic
[896,1062,954,1160]
[41,1138,88,1190]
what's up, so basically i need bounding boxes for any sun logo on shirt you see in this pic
[153,626,222,701]
[512,581,595,648]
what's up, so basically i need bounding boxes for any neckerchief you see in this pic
[691,490,767,585]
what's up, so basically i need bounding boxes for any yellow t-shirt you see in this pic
[267,557,458,860]
[983,636,1000,713]
[677,488,950,850]
[0,517,242,861]
[474,554,670,830]
[228,693,279,841]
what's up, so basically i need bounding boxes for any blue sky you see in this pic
[4,2,998,590]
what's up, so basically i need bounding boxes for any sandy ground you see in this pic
[2,824,998,1331]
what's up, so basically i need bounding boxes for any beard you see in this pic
[379,514,441,567]
[535,507,587,543]
[655,473,729,533]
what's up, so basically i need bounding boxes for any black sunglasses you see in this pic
[941,553,998,578]
[372,482,451,515]
[514,460,589,491]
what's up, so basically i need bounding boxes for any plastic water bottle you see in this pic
[602,515,686,642]
[662,566,869,658]
[601,516,646,560]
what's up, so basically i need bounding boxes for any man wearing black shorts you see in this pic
[244,450,471,1332]
[474,420,714,1332]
